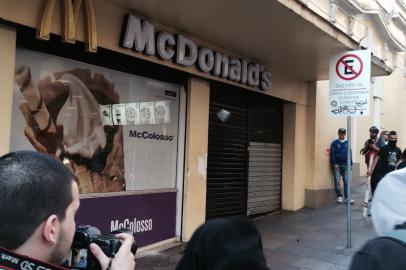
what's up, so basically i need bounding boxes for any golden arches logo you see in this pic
[37,0,97,53]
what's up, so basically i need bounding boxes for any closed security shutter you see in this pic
[247,100,283,215]
[206,89,248,219]
[206,83,283,219]
[247,142,282,215]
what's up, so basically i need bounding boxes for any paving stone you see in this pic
[136,181,376,270]
[265,250,302,265]
[301,232,337,242]
[262,238,289,250]
[293,257,335,270]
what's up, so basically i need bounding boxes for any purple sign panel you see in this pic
[76,192,177,247]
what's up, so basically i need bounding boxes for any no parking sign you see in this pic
[329,50,371,116]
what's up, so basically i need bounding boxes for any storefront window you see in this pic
[11,48,181,194]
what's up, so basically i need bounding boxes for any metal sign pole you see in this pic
[347,116,352,249]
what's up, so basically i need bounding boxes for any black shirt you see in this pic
[375,145,402,176]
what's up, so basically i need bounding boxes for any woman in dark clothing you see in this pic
[176,217,269,270]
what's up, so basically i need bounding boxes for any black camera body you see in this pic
[67,225,137,270]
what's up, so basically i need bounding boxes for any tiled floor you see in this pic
[136,181,375,270]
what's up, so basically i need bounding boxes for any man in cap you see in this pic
[330,128,353,203]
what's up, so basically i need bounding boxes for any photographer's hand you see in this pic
[90,233,136,270]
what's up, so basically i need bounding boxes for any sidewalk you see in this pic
[136,182,376,270]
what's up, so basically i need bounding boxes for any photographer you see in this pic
[0,151,135,270]
[360,126,380,169]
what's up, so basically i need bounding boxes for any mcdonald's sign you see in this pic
[37,0,97,53]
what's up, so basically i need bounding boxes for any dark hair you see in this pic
[389,130,397,136]
[176,217,269,270]
[0,151,76,249]
[338,128,346,134]
[369,126,379,133]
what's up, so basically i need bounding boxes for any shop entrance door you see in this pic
[206,83,283,219]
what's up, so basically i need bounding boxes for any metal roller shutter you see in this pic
[247,142,282,215]
[206,83,283,219]
[206,94,248,219]
[247,100,283,215]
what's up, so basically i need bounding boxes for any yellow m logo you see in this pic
[37,0,97,53]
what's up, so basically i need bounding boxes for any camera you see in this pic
[65,225,137,270]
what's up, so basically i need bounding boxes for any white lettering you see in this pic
[198,48,215,72]
[176,35,198,66]
[121,14,272,91]
[248,63,260,87]
[214,52,229,78]
[20,261,35,270]
[261,71,272,90]
[110,218,153,234]
[229,58,241,81]
[157,32,175,60]
[123,14,155,55]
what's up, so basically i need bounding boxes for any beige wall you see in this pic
[282,102,307,211]
[380,60,406,150]
[182,78,210,241]
[314,80,347,190]
[0,25,16,155]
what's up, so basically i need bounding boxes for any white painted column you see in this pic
[372,77,382,128]
[0,25,16,155]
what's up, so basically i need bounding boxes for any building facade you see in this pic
[0,0,403,251]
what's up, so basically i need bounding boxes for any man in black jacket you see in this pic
[368,130,402,194]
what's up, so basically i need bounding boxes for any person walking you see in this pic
[330,128,353,203]
[368,130,402,194]
[360,126,380,217]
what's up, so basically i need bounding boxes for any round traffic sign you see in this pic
[335,54,363,80]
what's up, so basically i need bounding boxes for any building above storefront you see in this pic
[106,0,392,81]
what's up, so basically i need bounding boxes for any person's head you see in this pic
[0,151,79,264]
[380,130,389,141]
[369,126,379,139]
[388,130,397,147]
[176,217,269,270]
[337,128,346,140]
[371,169,406,236]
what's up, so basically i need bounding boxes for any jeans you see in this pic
[333,164,348,198]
